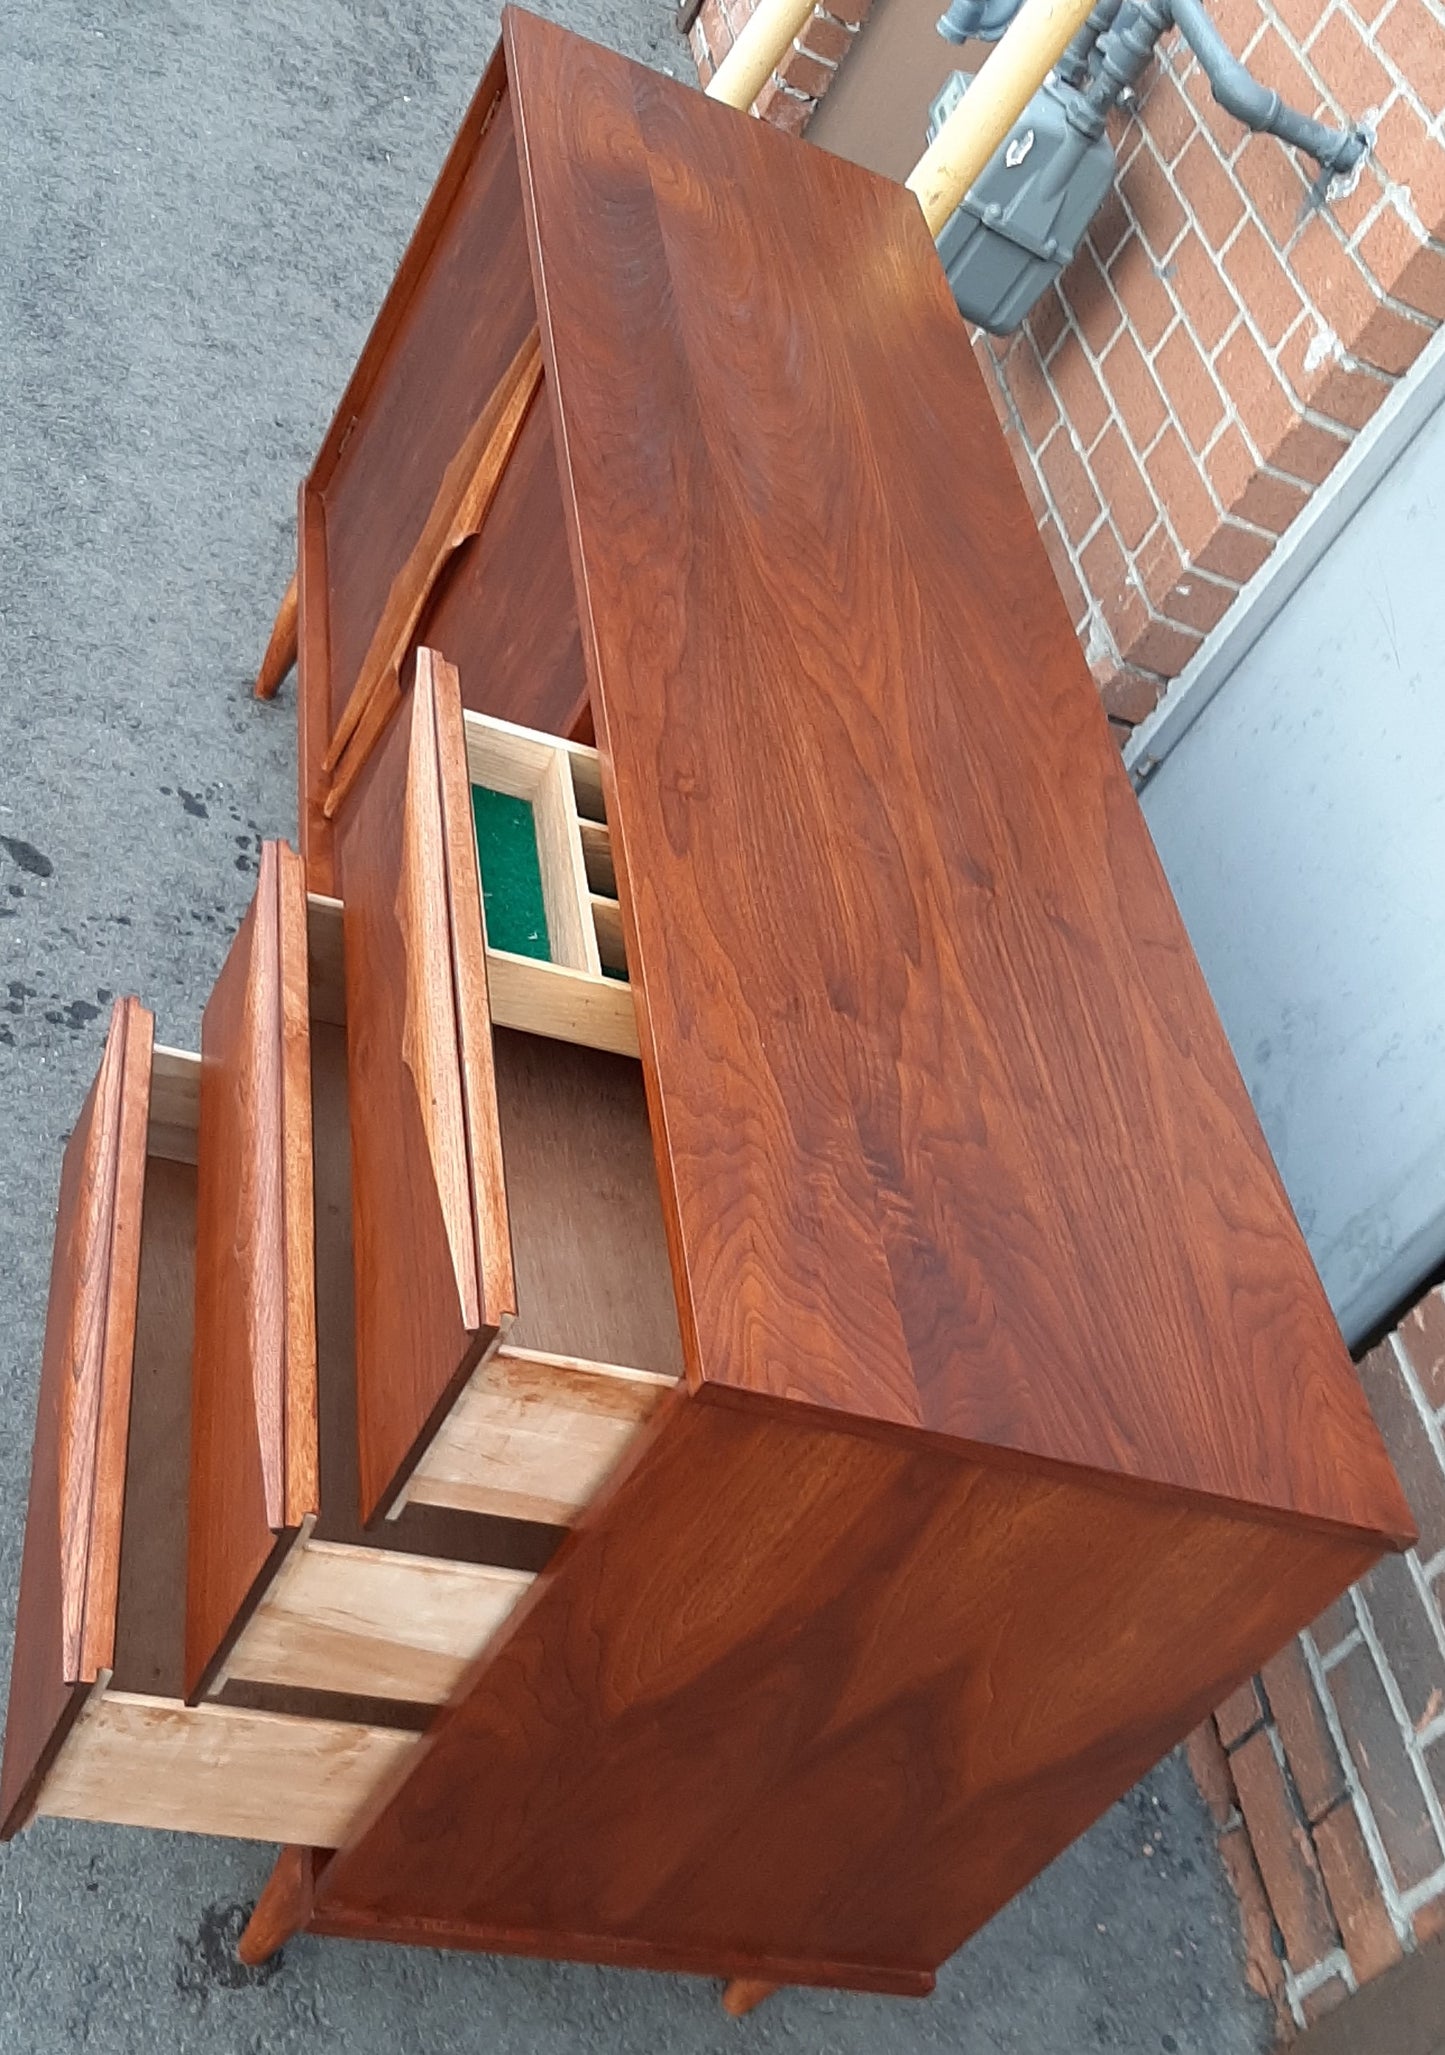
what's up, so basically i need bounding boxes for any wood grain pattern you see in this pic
[313,1388,1382,1976]
[408,1347,674,1525]
[337,651,515,1522]
[238,1845,320,1965]
[322,328,543,815]
[223,1540,533,1703]
[34,1689,414,1845]
[507,11,1410,1547]
[187,843,319,1701]
[418,396,588,738]
[255,571,299,699]
[0,998,153,1837]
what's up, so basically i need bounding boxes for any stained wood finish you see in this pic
[322,327,544,818]
[255,571,299,699]
[337,650,515,1522]
[238,1845,321,1966]
[186,843,318,1701]
[312,1390,1384,1978]
[507,11,1410,1547]
[723,1980,780,2017]
[0,998,153,1838]
[419,397,588,737]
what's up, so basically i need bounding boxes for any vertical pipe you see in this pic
[704,0,820,111]
[905,0,1101,233]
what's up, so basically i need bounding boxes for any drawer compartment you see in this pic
[0,999,416,1845]
[337,652,680,1524]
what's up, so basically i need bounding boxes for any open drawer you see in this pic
[336,650,681,1524]
[0,998,416,1846]
[192,837,679,1705]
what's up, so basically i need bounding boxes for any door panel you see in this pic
[337,649,515,1522]
[186,842,319,1700]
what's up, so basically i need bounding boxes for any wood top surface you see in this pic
[505,10,1409,1542]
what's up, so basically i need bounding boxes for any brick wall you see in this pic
[1188,1288,1445,2037]
[686,0,875,132]
[688,0,1445,733]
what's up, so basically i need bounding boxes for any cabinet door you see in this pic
[0,998,153,1836]
[337,649,515,1522]
[185,842,318,1700]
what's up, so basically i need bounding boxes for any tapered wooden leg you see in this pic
[721,1979,780,2016]
[254,570,299,699]
[238,1844,318,1964]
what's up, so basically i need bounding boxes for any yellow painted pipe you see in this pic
[704,0,820,111]
[907,0,1101,232]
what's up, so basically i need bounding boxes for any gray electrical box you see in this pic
[931,70,1118,333]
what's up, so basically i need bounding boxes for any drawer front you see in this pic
[337,649,516,1523]
[1,999,153,1837]
[186,842,320,1701]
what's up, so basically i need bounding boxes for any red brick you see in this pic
[1310,1593,1360,1658]
[1134,519,1184,595]
[1089,422,1159,548]
[1374,100,1445,245]
[1166,231,1239,350]
[1122,611,1203,676]
[1217,325,1298,459]
[1039,425,1104,546]
[1120,145,1190,261]
[1250,22,1331,122]
[1187,1719,1241,1830]
[1230,1728,1341,1968]
[1233,132,1312,249]
[1108,237,1178,350]
[1146,425,1221,559]
[1377,0,1445,114]
[1206,427,1312,533]
[1399,1290,1445,1414]
[1358,1341,1445,1560]
[1219,1676,1267,1749]
[1208,0,1267,61]
[1081,521,1147,647]
[1271,0,1321,39]
[1412,1888,1445,1947]
[1156,566,1239,634]
[797,10,854,63]
[1140,68,1197,166]
[1195,516,1275,582]
[1313,1801,1404,1985]
[1038,515,1090,631]
[1300,1975,1351,2026]
[777,43,834,96]
[1292,212,1438,374]
[1066,242,1126,356]
[1088,187,1132,269]
[1327,1640,1444,1892]
[1359,207,1445,323]
[811,0,868,23]
[1051,336,1112,451]
[1263,1641,1349,1823]
[1154,324,1228,453]
[1101,329,1169,453]
[1343,0,1392,22]
[1004,336,1061,445]
[1309,6,1393,115]
[1004,423,1052,523]
[1327,158,1389,242]
[1361,1550,1445,1732]
[1270,411,1352,488]
[1222,219,1306,345]
[753,78,810,134]
[689,25,716,82]
[1095,661,1162,725]
[1027,282,1069,360]
[1177,134,1248,251]
[1277,321,1393,434]
[1218,1822,1291,2019]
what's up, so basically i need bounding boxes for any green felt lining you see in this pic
[471,785,551,962]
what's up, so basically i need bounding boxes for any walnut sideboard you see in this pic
[0,7,1413,2011]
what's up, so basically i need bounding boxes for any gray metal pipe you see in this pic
[1167,0,1367,173]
